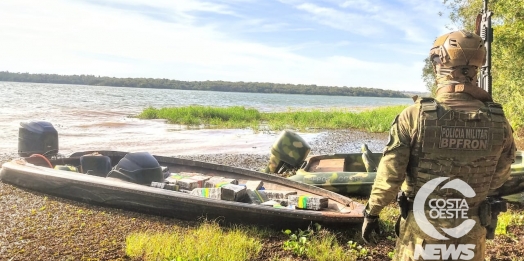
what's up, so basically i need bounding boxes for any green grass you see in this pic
[124,205,524,261]
[125,220,376,261]
[308,232,367,261]
[280,223,374,261]
[138,105,407,133]
[125,221,263,261]
[495,208,524,236]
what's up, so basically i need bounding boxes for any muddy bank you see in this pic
[176,129,387,171]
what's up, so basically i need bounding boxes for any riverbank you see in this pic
[1,129,524,260]
[0,129,390,261]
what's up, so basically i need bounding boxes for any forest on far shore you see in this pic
[0,71,409,98]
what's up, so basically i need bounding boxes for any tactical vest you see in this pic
[405,98,507,207]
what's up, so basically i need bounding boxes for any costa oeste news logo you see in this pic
[413,177,476,260]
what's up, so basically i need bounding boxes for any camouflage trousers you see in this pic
[394,212,487,261]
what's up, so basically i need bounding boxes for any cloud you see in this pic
[281,0,447,44]
[0,0,431,91]
[90,0,236,15]
[82,0,240,26]
[339,0,381,12]
[294,3,383,36]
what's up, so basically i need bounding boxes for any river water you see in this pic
[0,82,411,156]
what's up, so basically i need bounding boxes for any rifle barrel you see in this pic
[479,0,493,96]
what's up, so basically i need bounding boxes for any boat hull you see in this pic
[0,151,365,228]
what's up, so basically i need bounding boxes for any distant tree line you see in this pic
[0,71,409,98]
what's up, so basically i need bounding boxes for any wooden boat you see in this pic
[266,130,524,204]
[0,150,365,229]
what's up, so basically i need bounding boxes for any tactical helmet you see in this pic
[429,30,486,69]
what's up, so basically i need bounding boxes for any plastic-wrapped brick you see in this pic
[272,198,289,207]
[188,176,211,188]
[165,172,208,183]
[244,189,269,204]
[288,195,328,210]
[151,181,166,189]
[190,188,221,199]
[151,182,178,191]
[164,183,178,191]
[165,173,191,183]
[204,177,239,188]
[177,178,200,190]
[244,180,264,190]
[260,200,294,209]
[220,184,247,201]
[263,190,297,200]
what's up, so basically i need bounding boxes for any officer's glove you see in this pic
[362,210,380,245]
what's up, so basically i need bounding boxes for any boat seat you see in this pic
[343,157,367,172]
[311,159,345,172]
[80,155,112,177]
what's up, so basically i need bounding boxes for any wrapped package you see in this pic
[190,188,222,199]
[165,173,192,183]
[205,177,239,188]
[170,175,211,190]
[177,178,200,190]
[244,180,264,191]
[151,181,166,189]
[244,189,269,204]
[220,184,247,201]
[288,195,328,210]
[189,175,211,188]
[272,199,289,207]
[165,172,208,183]
[263,190,297,200]
[164,183,178,191]
[151,181,178,191]
[260,200,285,208]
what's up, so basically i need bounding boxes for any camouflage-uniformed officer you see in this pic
[361,30,516,261]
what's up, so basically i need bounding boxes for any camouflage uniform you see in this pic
[366,91,516,260]
[363,27,516,261]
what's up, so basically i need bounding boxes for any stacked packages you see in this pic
[150,172,328,210]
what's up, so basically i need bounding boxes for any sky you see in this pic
[0,0,456,92]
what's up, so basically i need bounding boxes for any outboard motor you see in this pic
[18,121,59,157]
[107,152,164,184]
[265,130,311,174]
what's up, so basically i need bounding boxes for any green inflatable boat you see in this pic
[265,130,524,204]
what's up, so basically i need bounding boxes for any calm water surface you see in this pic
[0,82,411,155]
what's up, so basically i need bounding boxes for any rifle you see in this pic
[475,1,507,240]
[475,0,493,95]
[483,198,508,239]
